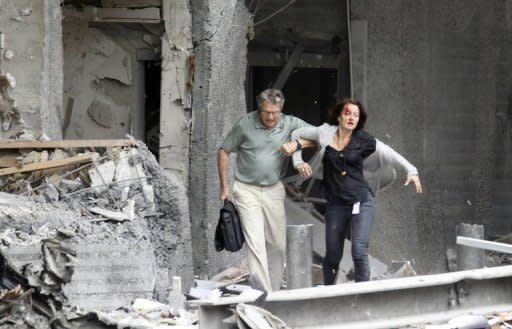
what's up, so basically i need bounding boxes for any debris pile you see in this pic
[0,139,156,250]
[0,138,193,315]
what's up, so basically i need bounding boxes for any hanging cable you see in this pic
[253,0,267,15]
[254,0,296,26]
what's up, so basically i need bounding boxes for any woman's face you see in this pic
[338,103,360,131]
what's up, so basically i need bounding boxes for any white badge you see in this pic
[352,202,360,215]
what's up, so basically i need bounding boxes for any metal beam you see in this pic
[272,43,304,90]
[457,236,512,254]
[248,51,338,69]
[196,265,512,329]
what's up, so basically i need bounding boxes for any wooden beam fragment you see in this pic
[0,139,135,150]
[91,7,161,23]
[0,153,19,168]
[0,154,96,177]
[101,0,161,8]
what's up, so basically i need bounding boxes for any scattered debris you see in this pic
[19,8,32,16]
[425,314,490,329]
[390,260,417,278]
[236,303,289,329]
[211,264,250,287]
[2,50,13,61]
[88,199,135,222]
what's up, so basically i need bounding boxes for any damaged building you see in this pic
[1,0,512,328]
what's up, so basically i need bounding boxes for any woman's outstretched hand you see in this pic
[404,175,422,194]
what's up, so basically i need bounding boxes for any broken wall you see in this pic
[189,0,251,278]
[0,0,63,140]
[62,6,148,140]
[351,0,512,273]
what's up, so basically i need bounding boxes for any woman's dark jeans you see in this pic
[323,192,374,284]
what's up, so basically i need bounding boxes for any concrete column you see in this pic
[42,0,63,140]
[286,224,313,289]
[349,19,367,105]
[159,0,193,188]
[457,223,485,271]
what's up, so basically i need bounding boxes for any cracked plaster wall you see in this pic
[189,0,251,277]
[62,6,146,140]
[0,0,62,140]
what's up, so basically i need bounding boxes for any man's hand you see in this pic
[220,187,229,205]
[296,163,313,178]
[404,175,423,194]
[279,141,299,156]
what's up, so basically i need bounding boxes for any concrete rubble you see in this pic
[0,137,194,327]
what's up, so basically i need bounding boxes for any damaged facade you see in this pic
[1,0,512,327]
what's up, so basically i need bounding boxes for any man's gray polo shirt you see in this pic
[222,111,310,186]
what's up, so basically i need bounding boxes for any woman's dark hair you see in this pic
[327,98,367,130]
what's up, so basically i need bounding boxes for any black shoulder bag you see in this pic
[214,200,244,252]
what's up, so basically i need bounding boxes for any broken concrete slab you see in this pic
[5,243,156,311]
[88,160,115,191]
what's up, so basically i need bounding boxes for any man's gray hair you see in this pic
[256,89,285,109]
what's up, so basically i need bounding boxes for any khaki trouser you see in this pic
[232,180,286,291]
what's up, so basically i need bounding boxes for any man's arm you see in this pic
[217,148,231,204]
[279,138,316,156]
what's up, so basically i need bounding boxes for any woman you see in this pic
[288,98,422,284]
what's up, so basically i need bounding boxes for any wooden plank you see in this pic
[0,153,19,168]
[457,236,512,254]
[0,154,96,177]
[62,96,75,138]
[0,139,135,150]
[92,7,161,23]
[102,0,161,8]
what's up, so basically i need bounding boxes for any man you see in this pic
[217,88,310,291]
